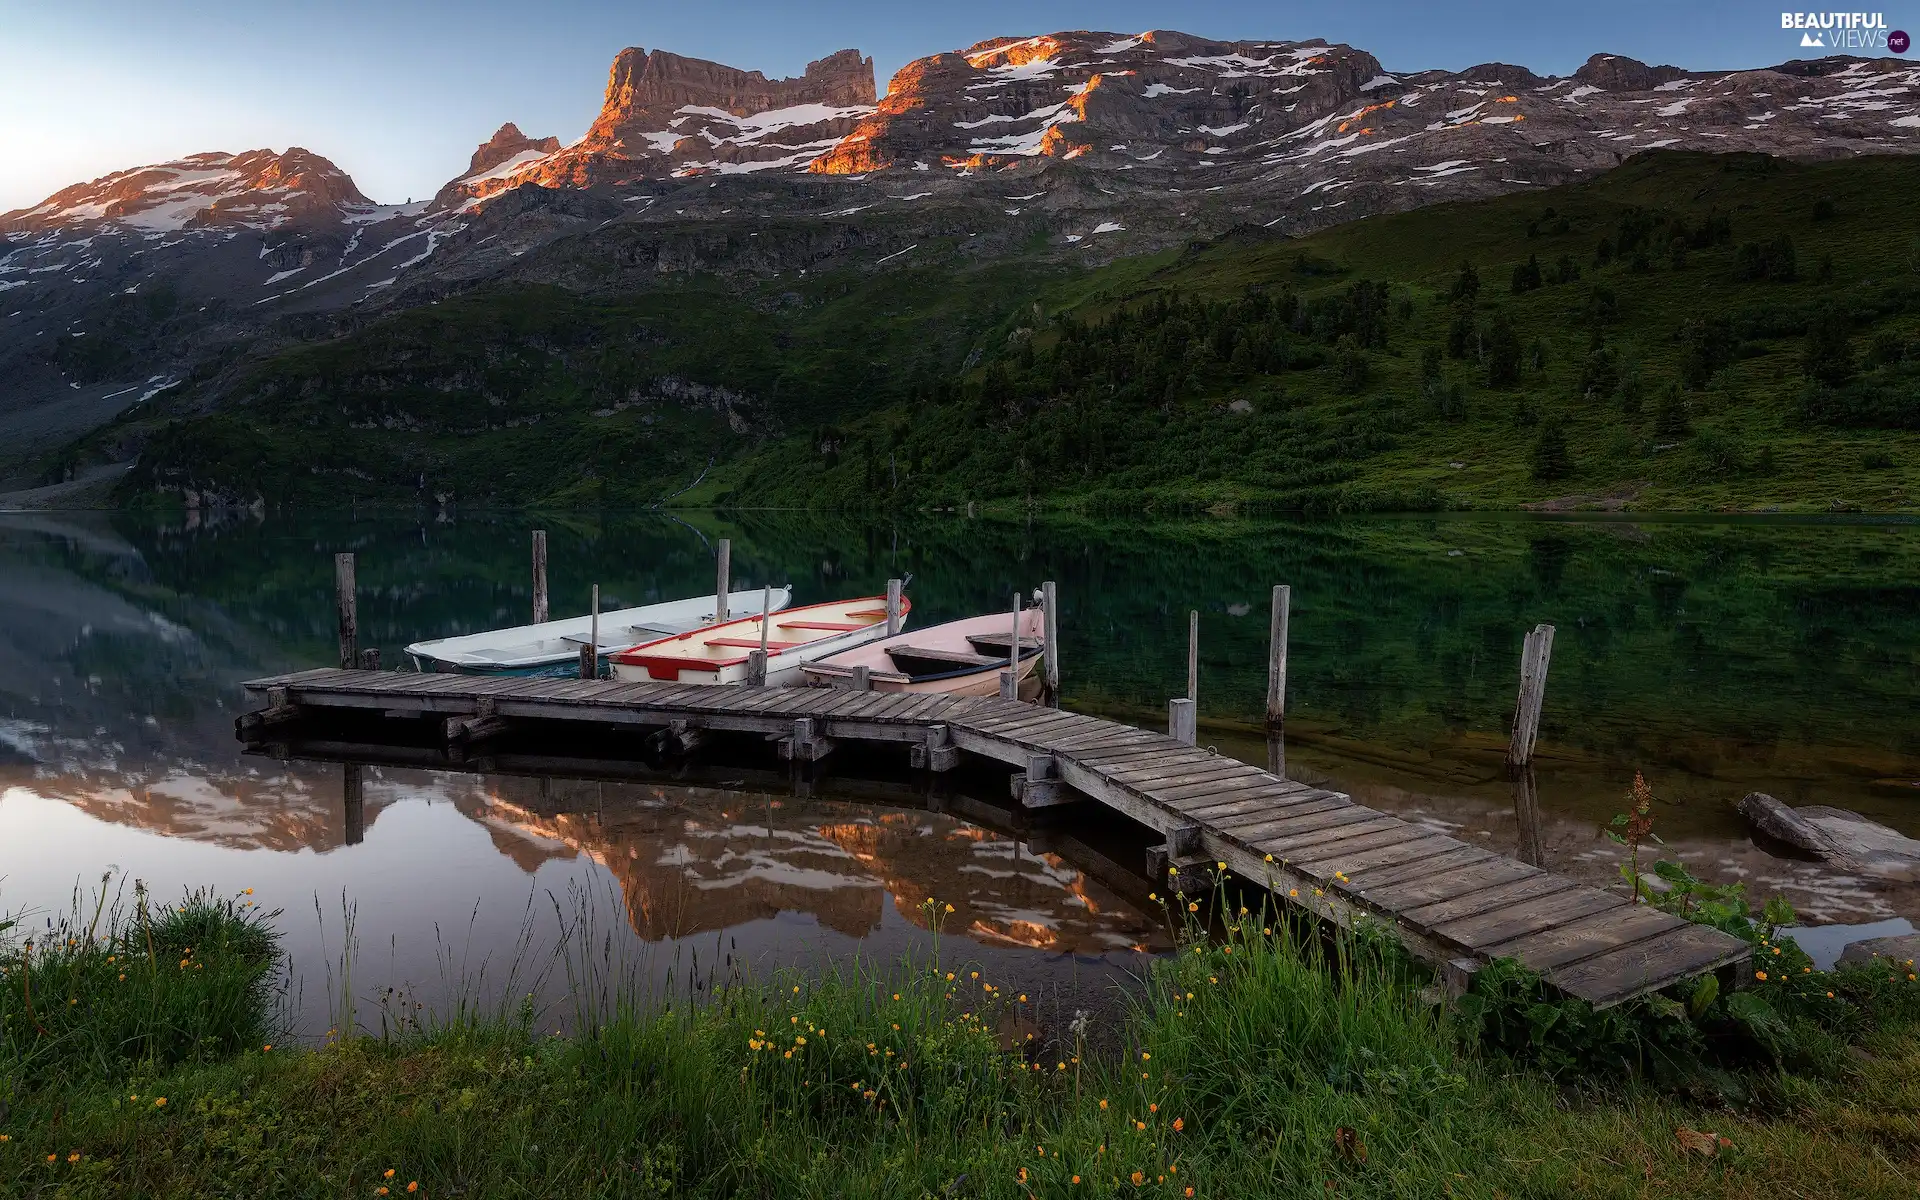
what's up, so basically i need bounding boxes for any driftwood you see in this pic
[1738,792,1920,882]
[1737,792,1841,857]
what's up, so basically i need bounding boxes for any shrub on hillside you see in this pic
[1530,419,1572,480]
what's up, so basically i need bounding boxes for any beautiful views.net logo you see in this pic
[1780,12,1909,51]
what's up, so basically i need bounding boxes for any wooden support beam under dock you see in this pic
[237,667,1749,1008]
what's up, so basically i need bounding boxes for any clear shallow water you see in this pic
[1,509,1916,1034]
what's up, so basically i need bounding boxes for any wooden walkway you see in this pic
[239,668,1750,1007]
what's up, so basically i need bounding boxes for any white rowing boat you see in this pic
[801,609,1044,696]
[405,586,794,676]
[607,594,910,686]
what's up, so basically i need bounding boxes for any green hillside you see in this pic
[91,151,1920,512]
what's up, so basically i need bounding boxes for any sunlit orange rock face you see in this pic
[809,30,1383,175]
[439,46,878,205]
[1,148,372,234]
[468,123,562,176]
[589,47,875,147]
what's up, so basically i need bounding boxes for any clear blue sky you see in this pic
[0,0,1898,210]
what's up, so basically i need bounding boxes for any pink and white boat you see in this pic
[801,608,1045,697]
[607,594,910,686]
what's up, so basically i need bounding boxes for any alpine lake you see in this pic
[2,508,1915,1038]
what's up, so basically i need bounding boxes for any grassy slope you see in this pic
[696,152,1920,513]
[93,152,1920,512]
[106,241,1063,507]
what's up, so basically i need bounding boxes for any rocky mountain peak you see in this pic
[2,147,371,234]
[439,46,880,196]
[469,123,562,176]
[810,31,1386,175]
[1574,53,1689,91]
[584,46,875,153]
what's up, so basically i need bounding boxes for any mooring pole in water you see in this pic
[531,530,549,624]
[335,552,357,669]
[886,579,903,637]
[1169,698,1196,746]
[1187,610,1199,702]
[715,538,731,622]
[1000,592,1021,701]
[343,762,364,846]
[580,584,600,681]
[1505,623,1556,771]
[1041,580,1060,708]
[1266,584,1290,731]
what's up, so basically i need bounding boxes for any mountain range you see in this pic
[2,30,1917,495]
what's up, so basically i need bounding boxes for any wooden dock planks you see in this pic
[239,669,1748,1006]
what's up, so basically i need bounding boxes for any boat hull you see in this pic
[404,587,792,676]
[407,653,618,678]
[802,609,1046,696]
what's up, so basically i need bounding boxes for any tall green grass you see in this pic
[5,874,1920,1197]
[0,875,281,1086]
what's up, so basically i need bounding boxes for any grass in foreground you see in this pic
[5,883,1920,1198]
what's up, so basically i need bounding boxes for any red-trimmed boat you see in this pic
[607,594,910,686]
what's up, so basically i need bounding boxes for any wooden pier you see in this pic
[238,668,1749,1008]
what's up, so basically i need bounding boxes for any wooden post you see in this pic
[360,648,381,671]
[335,552,357,669]
[851,665,872,692]
[531,530,548,624]
[886,579,903,637]
[715,539,730,622]
[1266,584,1290,730]
[1041,580,1060,708]
[1186,610,1199,702]
[581,584,600,680]
[1169,698,1196,746]
[751,585,771,682]
[999,671,1017,700]
[1013,583,1029,687]
[1505,623,1556,771]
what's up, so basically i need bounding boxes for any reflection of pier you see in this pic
[241,669,1752,1008]
[261,736,1166,955]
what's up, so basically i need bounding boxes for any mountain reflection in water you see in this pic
[0,757,1168,1039]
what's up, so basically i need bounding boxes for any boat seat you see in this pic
[886,645,1003,675]
[558,624,675,648]
[966,633,1042,656]
[777,620,867,632]
[804,663,913,683]
[706,637,804,650]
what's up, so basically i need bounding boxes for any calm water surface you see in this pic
[2,510,1916,1033]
